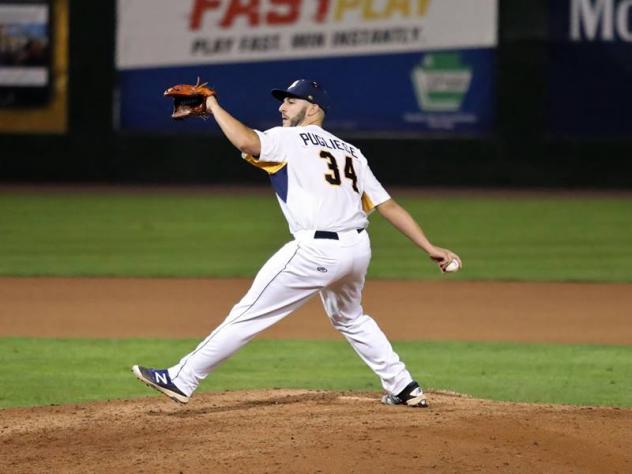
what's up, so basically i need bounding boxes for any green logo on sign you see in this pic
[411,53,472,112]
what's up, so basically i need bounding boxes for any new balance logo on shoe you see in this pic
[132,365,191,404]
[155,372,168,384]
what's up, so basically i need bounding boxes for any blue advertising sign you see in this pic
[117,49,494,135]
[549,0,632,137]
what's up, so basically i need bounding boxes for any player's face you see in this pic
[279,97,309,127]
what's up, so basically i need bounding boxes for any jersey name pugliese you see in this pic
[298,132,358,158]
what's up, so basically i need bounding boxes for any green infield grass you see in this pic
[1,338,630,409]
[0,191,631,281]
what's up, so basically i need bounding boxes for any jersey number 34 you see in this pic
[320,150,358,193]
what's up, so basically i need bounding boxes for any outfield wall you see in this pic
[0,1,630,187]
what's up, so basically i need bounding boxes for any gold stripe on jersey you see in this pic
[361,192,375,213]
[242,154,287,175]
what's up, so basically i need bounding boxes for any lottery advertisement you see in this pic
[116,0,497,135]
[549,0,632,137]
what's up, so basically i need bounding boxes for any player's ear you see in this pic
[307,103,323,118]
[306,103,318,115]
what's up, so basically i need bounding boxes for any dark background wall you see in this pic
[0,0,630,188]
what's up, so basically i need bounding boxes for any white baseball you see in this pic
[444,259,460,273]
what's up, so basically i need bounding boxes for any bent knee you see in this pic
[329,312,364,329]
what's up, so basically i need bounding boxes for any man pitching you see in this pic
[133,79,461,408]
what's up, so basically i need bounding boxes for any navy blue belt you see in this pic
[314,229,364,240]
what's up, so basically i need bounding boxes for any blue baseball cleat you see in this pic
[381,381,429,408]
[132,365,190,404]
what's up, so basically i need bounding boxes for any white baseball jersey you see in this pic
[244,125,391,234]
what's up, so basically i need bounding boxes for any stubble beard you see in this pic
[288,107,307,127]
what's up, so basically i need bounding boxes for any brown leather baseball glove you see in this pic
[163,77,216,119]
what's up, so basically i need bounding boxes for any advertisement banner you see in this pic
[117,0,497,68]
[549,0,632,137]
[116,0,497,135]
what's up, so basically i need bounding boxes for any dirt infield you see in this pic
[1,277,632,472]
[3,278,632,343]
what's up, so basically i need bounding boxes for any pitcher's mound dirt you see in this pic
[1,389,631,473]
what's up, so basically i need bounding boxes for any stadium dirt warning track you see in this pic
[1,278,631,472]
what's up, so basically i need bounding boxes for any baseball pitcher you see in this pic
[133,79,462,408]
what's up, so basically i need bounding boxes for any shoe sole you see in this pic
[131,365,190,404]
[405,394,429,408]
[381,393,429,408]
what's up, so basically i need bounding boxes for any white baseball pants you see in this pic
[168,229,414,397]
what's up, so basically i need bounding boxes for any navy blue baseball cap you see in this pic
[271,79,330,112]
